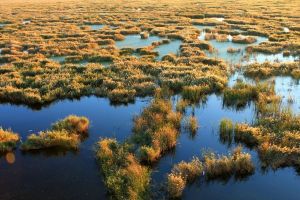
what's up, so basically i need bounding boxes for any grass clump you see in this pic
[223,81,274,108]
[182,85,210,103]
[232,35,257,44]
[21,115,89,151]
[244,62,300,79]
[204,146,254,179]
[133,98,182,163]
[108,88,136,104]
[187,116,199,134]
[171,157,204,181]
[176,99,189,113]
[21,130,80,151]
[96,138,150,200]
[234,123,260,147]
[167,173,186,199]
[223,81,258,108]
[167,157,203,198]
[52,115,89,135]
[166,147,254,197]
[0,128,20,152]
[227,47,241,53]
[219,119,234,144]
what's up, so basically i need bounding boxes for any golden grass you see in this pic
[96,138,150,200]
[0,128,20,152]
[204,146,254,179]
[21,115,89,151]
[133,98,182,163]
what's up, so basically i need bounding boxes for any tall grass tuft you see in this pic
[21,115,90,151]
[204,146,254,179]
[96,138,150,200]
[0,128,20,152]
[167,157,203,198]
[187,116,199,134]
[219,118,234,144]
[133,98,182,163]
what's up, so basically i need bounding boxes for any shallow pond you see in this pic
[116,34,161,49]
[195,25,298,65]
[89,24,104,30]
[155,39,182,60]
[116,34,182,60]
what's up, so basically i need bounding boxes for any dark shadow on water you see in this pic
[21,147,79,157]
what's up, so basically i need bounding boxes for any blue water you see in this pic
[115,34,182,60]
[89,24,104,30]
[155,39,182,60]
[115,34,161,49]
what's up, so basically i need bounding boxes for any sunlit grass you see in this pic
[0,128,20,152]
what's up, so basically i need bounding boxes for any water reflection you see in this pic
[5,152,16,164]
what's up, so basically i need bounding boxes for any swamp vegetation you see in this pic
[0,0,299,199]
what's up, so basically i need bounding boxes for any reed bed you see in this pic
[0,128,20,152]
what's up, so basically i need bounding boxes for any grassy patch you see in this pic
[187,116,199,134]
[204,146,254,180]
[133,97,182,163]
[96,138,150,200]
[21,115,89,151]
[0,128,20,152]
[223,81,274,108]
[219,118,234,144]
[244,62,300,79]
[167,157,203,198]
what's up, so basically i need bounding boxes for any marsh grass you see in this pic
[227,47,241,53]
[204,146,254,180]
[244,62,300,79]
[187,116,199,134]
[233,91,300,170]
[219,119,234,144]
[96,138,150,200]
[133,98,182,163]
[167,157,203,198]
[171,157,203,182]
[21,130,80,151]
[52,115,89,135]
[0,128,20,152]
[232,35,257,44]
[176,99,189,113]
[182,85,210,103]
[108,88,136,103]
[167,147,254,197]
[21,115,90,151]
[223,81,274,108]
[167,173,186,199]
[234,124,260,147]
